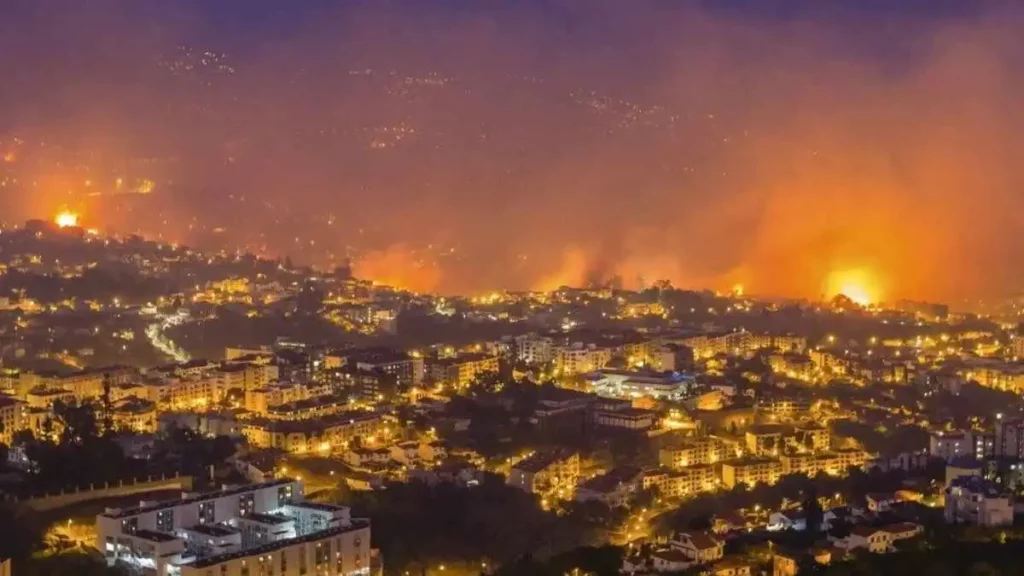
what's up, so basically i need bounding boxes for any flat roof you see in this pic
[133,529,180,543]
[101,479,297,519]
[244,513,294,526]
[187,520,369,569]
[185,524,239,537]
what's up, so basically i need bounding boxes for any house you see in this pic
[669,531,724,564]
[650,550,694,573]
[575,467,643,508]
[772,551,799,576]
[345,447,392,469]
[710,558,753,576]
[768,508,839,532]
[768,509,807,532]
[881,522,924,545]
[711,512,748,535]
[865,492,897,513]
[842,526,892,554]
[839,522,922,554]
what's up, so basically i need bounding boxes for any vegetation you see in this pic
[347,475,614,574]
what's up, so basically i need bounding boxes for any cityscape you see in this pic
[2,2,1024,576]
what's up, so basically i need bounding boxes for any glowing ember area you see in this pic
[826,269,881,306]
[55,211,79,228]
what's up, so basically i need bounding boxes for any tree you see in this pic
[802,488,825,535]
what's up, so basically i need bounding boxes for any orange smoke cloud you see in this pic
[354,245,443,293]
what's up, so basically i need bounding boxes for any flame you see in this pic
[55,211,79,228]
[825,268,880,306]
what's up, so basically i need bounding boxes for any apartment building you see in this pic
[241,412,386,454]
[945,476,1013,527]
[428,353,499,389]
[720,458,783,489]
[659,436,736,469]
[643,466,717,499]
[553,343,613,375]
[508,449,580,499]
[96,479,373,576]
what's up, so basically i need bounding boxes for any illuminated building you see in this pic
[264,395,352,421]
[768,353,816,381]
[215,361,279,393]
[322,366,393,401]
[659,436,735,469]
[834,524,922,554]
[96,479,373,576]
[553,342,613,375]
[993,417,1024,459]
[1014,336,1024,359]
[929,431,975,463]
[719,458,783,489]
[344,447,392,470]
[779,450,867,476]
[574,467,643,508]
[326,348,421,390]
[515,334,555,364]
[959,360,1024,393]
[667,532,724,566]
[240,412,385,453]
[508,449,580,500]
[586,369,694,401]
[809,349,849,375]
[428,353,499,389]
[592,407,659,431]
[755,396,813,422]
[25,386,76,409]
[945,476,1013,527]
[0,396,23,444]
[642,465,717,498]
[789,424,831,452]
[244,382,332,415]
[744,425,787,457]
[110,398,158,433]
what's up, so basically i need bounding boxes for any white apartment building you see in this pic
[97,479,372,576]
[515,335,554,365]
[929,431,975,463]
[945,476,1013,527]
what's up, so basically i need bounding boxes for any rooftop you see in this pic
[185,524,239,538]
[244,513,294,526]
[187,520,370,569]
[133,529,180,543]
[101,479,298,519]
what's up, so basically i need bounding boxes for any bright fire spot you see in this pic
[55,211,79,228]
[825,268,880,306]
[732,283,745,297]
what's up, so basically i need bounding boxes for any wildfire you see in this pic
[55,211,79,228]
[825,268,881,307]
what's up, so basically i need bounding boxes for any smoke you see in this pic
[1,0,1023,302]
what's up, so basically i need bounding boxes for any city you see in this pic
[3,2,1024,576]
[0,213,1023,575]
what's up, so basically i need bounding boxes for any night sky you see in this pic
[0,0,1022,301]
